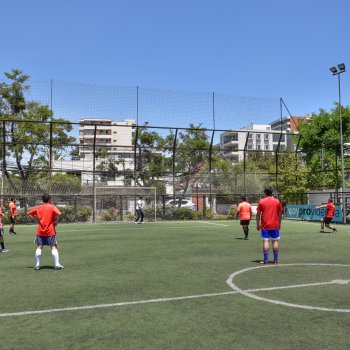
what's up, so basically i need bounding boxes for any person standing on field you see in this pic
[8,197,17,235]
[0,200,9,253]
[27,194,64,270]
[236,196,252,240]
[134,196,144,224]
[316,198,337,234]
[256,187,283,264]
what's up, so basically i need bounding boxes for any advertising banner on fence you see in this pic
[285,205,343,223]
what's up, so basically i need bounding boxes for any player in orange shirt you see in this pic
[0,200,9,253]
[27,194,63,270]
[8,197,17,235]
[256,187,283,264]
[236,196,253,240]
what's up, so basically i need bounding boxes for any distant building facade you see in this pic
[219,116,309,164]
[78,118,136,159]
[269,116,309,151]
[53,118,136,186]
[220,123,288,164]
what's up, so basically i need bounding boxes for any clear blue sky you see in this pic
[2,0,350,121]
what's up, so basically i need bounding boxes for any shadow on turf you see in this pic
[26,265,55,270]
[251,260,277,264]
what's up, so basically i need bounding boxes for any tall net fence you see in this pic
[26,79,280,130]
[1,77,350,223]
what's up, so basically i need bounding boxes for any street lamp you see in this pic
[329,63,346,223]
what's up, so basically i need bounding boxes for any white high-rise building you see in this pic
[79,118,136,159]
[52,118,136,186]
[220,123,288,164]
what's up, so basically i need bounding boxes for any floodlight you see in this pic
[338,63,346,71]
[329,66,337,74]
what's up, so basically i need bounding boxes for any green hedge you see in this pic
[57,205,92,223]
[101,208,119,221]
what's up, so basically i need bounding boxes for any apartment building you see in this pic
[220,123,288,164]
[79,118,136,159]
[52,118,136,186]
[270,116,309,151]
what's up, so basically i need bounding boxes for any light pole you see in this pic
[329,63,346,223]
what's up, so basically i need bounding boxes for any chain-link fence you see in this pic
[1,77,350,222]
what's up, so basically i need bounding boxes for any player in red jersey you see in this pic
[8,197,17,235]
[256,187,283,264]
[27,194,63,270]
[316,198,337,234]
[236,196,253,240]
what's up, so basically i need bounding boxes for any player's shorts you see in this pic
[323,217,333,224]
[240,220,250,226]
[10,216,16,224]
[261,229,280,240]
[0,228,3,237]
[35,235,57,246]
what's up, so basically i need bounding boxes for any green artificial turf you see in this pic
[0,220,349,350]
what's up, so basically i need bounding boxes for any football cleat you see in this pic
[34,265,40,271]
[54,264,64,270]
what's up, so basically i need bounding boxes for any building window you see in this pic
[231,155,239,163]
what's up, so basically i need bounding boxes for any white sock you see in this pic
[52,249,60,266]
[35,248,42,266]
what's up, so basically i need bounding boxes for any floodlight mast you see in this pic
[329,63,346,224]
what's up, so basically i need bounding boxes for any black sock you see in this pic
[243,227,248,237]
[1,242,4,249]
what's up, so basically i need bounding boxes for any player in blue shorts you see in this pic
[256,187,283,264]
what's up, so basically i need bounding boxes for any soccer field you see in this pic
[1,220,349,350]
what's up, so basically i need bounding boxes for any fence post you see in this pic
[92,125,97,223]
[119,195,123,221]
[203,194,206,219]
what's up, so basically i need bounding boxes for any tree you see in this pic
[271,152,308,203]
[165,123,210,194]
[297,104,350,189]
[134,123,170,193]
[0,69,76,192]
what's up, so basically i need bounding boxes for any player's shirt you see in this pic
[9,201,17,217]
[237,201,252,220]
[0,207,3,229]
[27,203,61,236]
[257,196,283,230]
[136,200,143,210]
[326,203,335,218]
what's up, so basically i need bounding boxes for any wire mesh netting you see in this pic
[1,77,350,223]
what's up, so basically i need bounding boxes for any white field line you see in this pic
[198,221,230,227]
[227,263,350,313]
[1,279,348,318]
[60,226,205,233]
